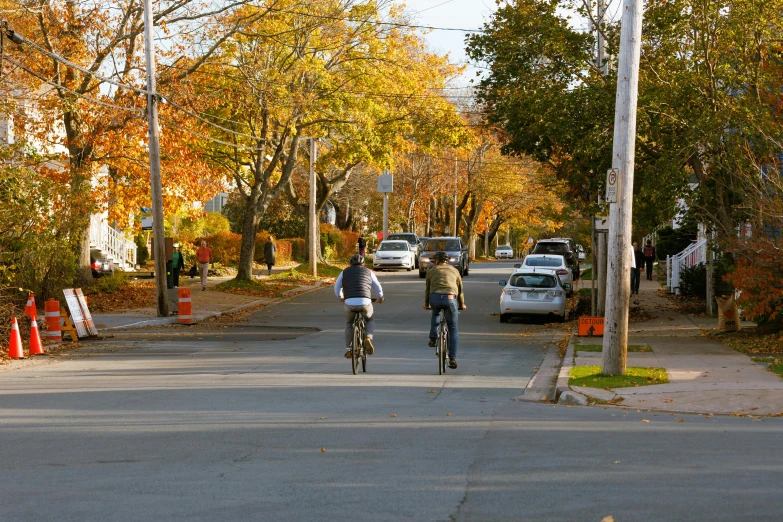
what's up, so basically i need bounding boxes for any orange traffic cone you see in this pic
[28,317,45,355]
[7,317,24,359]
[24,294,36,319]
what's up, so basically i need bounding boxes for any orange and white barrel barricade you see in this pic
[44,299,62,342]
[178,288,193,324]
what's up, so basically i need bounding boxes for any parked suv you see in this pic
[530,238,579,280]
[386,233,420,267]
[90,254,115,278]
[418,237,469,278]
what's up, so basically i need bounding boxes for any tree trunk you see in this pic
[236,195,259,281]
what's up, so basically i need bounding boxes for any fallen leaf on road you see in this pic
[614,461,621,464]
[318,416,325,419]
[321,448,326,453]
[641,419,650,423]
[677,418,685,423]
[389,414,397,417]
[601,516,615,522]
[520,450,526,453]
[427,390,436,393]
[446,413,452,416]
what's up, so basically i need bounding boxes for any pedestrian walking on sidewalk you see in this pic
[632,242,644,294]
[644,240,656,280]
[196,240,212,291]
[264,236,276,276]
[358,235,367,257]
[172,243,185,288]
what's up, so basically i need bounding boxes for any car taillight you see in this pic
[92,261,101,269]
[546,290,563,297]
[504,288,518,295]
[556,269,569,275]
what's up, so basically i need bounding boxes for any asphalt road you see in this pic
[1,261,781,521]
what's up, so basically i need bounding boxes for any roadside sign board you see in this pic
[63,289,89,338]
[377,173,393,193]
[140,206,153,231]
[578,316,604,337]
[527,237,534,245]
[595,214,609,231]
[605,168,619,203]
[75,289,99,336]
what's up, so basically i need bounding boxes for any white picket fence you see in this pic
[666,238,707,294]
[89,214,137,271]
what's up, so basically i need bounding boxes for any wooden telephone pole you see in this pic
[143,0,168,317]
[602,0,644,375]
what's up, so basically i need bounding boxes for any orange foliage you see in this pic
[724,246,783,323]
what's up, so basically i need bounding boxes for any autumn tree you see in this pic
[2,0,285,280]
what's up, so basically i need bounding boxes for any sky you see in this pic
[406,0,499,86]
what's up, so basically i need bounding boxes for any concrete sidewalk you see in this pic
[93,266,324,330]
[570,275,783,415]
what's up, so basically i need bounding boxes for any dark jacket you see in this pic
[264,241,276,265]
[634,249,645,269]
[358,237,366,249]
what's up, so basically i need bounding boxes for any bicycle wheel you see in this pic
[351,322,360,375]
[360,318,367,373]
[438,313,447,375]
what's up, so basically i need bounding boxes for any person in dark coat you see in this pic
[644,240,656,280]
[172,243,185,287]
[632,242,645,294]
[358,235,367,257]
[264,237,276,276]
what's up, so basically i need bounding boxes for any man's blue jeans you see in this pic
[429,293,459,358]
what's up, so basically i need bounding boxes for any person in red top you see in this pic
[196,240,212,290]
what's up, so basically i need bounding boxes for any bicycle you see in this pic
[435,308,448,375]
[348,298,379,375]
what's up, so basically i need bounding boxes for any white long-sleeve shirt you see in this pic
[334,269,384,306]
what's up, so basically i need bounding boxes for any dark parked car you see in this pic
[530,238,579,280]
[418,237,470,278]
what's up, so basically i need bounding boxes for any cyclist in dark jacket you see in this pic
[335,255,384,359]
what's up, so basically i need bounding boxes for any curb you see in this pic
[103,281,328,331]
[517,337,564,403]
[555,329,576,401]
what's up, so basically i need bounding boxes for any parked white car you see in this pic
[373,240,415,271]
[498,267,567,323]
[521,254,574,295]
[495,245,514,259]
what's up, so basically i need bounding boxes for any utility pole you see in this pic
[143,0,168,317]
[309,138,318,277]
[452,158,458,236]
[382,169,389,241]
[602,0,644,375]
[595,0,609,315]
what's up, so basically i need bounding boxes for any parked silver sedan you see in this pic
[521,254,574,295]
[498,267,567,323]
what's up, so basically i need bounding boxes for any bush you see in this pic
[725,249,783,325]
[285,238,306,260]
[320,224,358,261]
[135,235,149,266]
[678,263,706,298]
[202,231,242,265]
[656,226,698,259]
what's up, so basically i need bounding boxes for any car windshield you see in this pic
[510,274,557,288]
[425,239,460,251]
[524,257,563,268]
[379,242,408,251]
[497,246,511,250]
[535,243,569,254]
[388,235,416,245]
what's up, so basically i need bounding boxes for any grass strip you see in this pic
[213,279,296,298]
[569,365,668,389]
[576,344,652,353]
[269,262,344,283]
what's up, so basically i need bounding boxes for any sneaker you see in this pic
[344,349,352,359]
[364,337,375,355]
[428,338,436,347]
[202,286,206,291]
[448,358,458,369]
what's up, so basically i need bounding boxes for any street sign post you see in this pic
[378,172,393,240]
[605,168,619,203]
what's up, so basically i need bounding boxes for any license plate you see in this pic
[528,292,538,299]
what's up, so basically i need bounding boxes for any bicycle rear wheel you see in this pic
[351,324,360,375]
[438,314,447,375]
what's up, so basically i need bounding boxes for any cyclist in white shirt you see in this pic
[334,255,384,358]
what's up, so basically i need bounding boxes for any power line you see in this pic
[3,56,145,115]
[260,4,484,33]
[11,31,150,96]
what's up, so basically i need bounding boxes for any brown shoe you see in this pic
[344,349,352,359]
[364,337,375,355]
